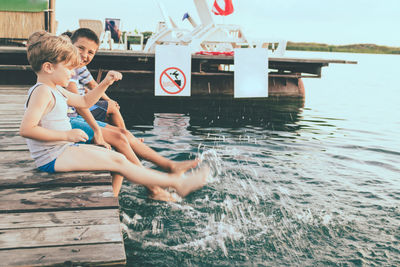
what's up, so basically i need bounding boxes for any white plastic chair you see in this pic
[79,19,113,50]
[144,0,286,55]
[143,1,192,52]
[191,0,286,54]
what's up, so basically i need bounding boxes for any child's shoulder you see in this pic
[28,84,56,100]
[26,83,54,108]
[33,83,53,94]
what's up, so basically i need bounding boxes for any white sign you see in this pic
[155,45,191,96]
[234,48,269,98]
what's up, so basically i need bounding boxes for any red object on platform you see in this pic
[195,51,234,56]
[212,0,234,16]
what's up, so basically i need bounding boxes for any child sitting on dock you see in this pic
[20,31,209,200]
[61,29,125,129]
[64,28,200,199]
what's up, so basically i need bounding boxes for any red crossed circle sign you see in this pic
[159,67,187,95]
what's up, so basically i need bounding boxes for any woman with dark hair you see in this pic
[105,20,121,43]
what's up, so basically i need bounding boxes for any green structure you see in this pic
[0,0,48,12]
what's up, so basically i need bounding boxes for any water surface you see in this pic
[111,51,400,266]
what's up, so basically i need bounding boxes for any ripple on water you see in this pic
[112,91,400,266]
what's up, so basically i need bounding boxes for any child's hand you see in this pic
[66,129,89,142]
[93,130,111,150]
[104,71,122,86]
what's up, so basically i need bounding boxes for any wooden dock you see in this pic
[0,46,357,98]
[0,86,126,266]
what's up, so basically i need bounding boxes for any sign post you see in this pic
[155,45,191,96]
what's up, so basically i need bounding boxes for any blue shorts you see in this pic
[37,144,80,173]
[70,115,107,143]
[90,100,108,122]
[38,158,56,173]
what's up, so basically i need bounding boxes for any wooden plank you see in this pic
[0,116,24,121]
[0,103,24,111]
[0,222,123,250]
[0,122,22,128]
[0,209,120,230]
[0,143,27,150]
[0,89,28,95]
[0,243,126,266]
[0,135,26,145]
[0,170,112,189]
[0,104,24,110]
[0,185,118,212]
[0,150,32,162]
[0,94,27,102]
[0,150,113,188]
[0,65,32,71]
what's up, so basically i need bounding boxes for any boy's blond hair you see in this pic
[27,31,80,72]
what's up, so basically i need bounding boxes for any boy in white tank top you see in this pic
[20,31,209,199]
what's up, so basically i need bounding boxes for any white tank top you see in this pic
[24,83,73,167]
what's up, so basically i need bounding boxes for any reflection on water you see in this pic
[110,52,400,266]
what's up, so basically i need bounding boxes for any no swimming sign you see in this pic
[155,45,191,96]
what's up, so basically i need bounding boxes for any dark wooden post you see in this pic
[49,0,56,33]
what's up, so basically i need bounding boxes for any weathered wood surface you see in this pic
[0,185,118,212]
[0,209,119,229]
[0,86,126,266]
[0,243,126,267]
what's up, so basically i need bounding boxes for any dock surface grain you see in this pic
[0,85,126,266]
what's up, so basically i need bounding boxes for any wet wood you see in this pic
[0,209,120,230]
[0,186,118,212]
[0,243,126,267]
[0,86,126,266]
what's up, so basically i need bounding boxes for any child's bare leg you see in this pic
[106,101,126,129]
[104,125,199,174]
[101,127,174,201]
[175,166,210,197]
[101,128,141,164]
[55,145,208,197]
[111,172,124,197]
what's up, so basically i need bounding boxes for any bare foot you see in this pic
[148,186,177,202]
[169,159,200,175]
[175,166,210,197]
[150,191,177,202]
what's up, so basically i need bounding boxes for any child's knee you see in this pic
[107,101,119,114]
[110,151,127,165]
[120,128,130,136]
[112,130,129,144]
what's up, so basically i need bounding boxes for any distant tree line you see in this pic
[286,42,400,54]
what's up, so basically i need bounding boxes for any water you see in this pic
[110,51,400,266]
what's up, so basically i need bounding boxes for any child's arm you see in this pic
[19,85,88,142]
[66,81,111,149]
[86,79,120,109]
[86,79,111,100]
[64,71,122,108]
[75,108,111,149]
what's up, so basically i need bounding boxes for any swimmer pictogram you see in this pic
[159,67,187,95]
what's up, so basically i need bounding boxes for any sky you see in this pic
[55,0,400,47]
